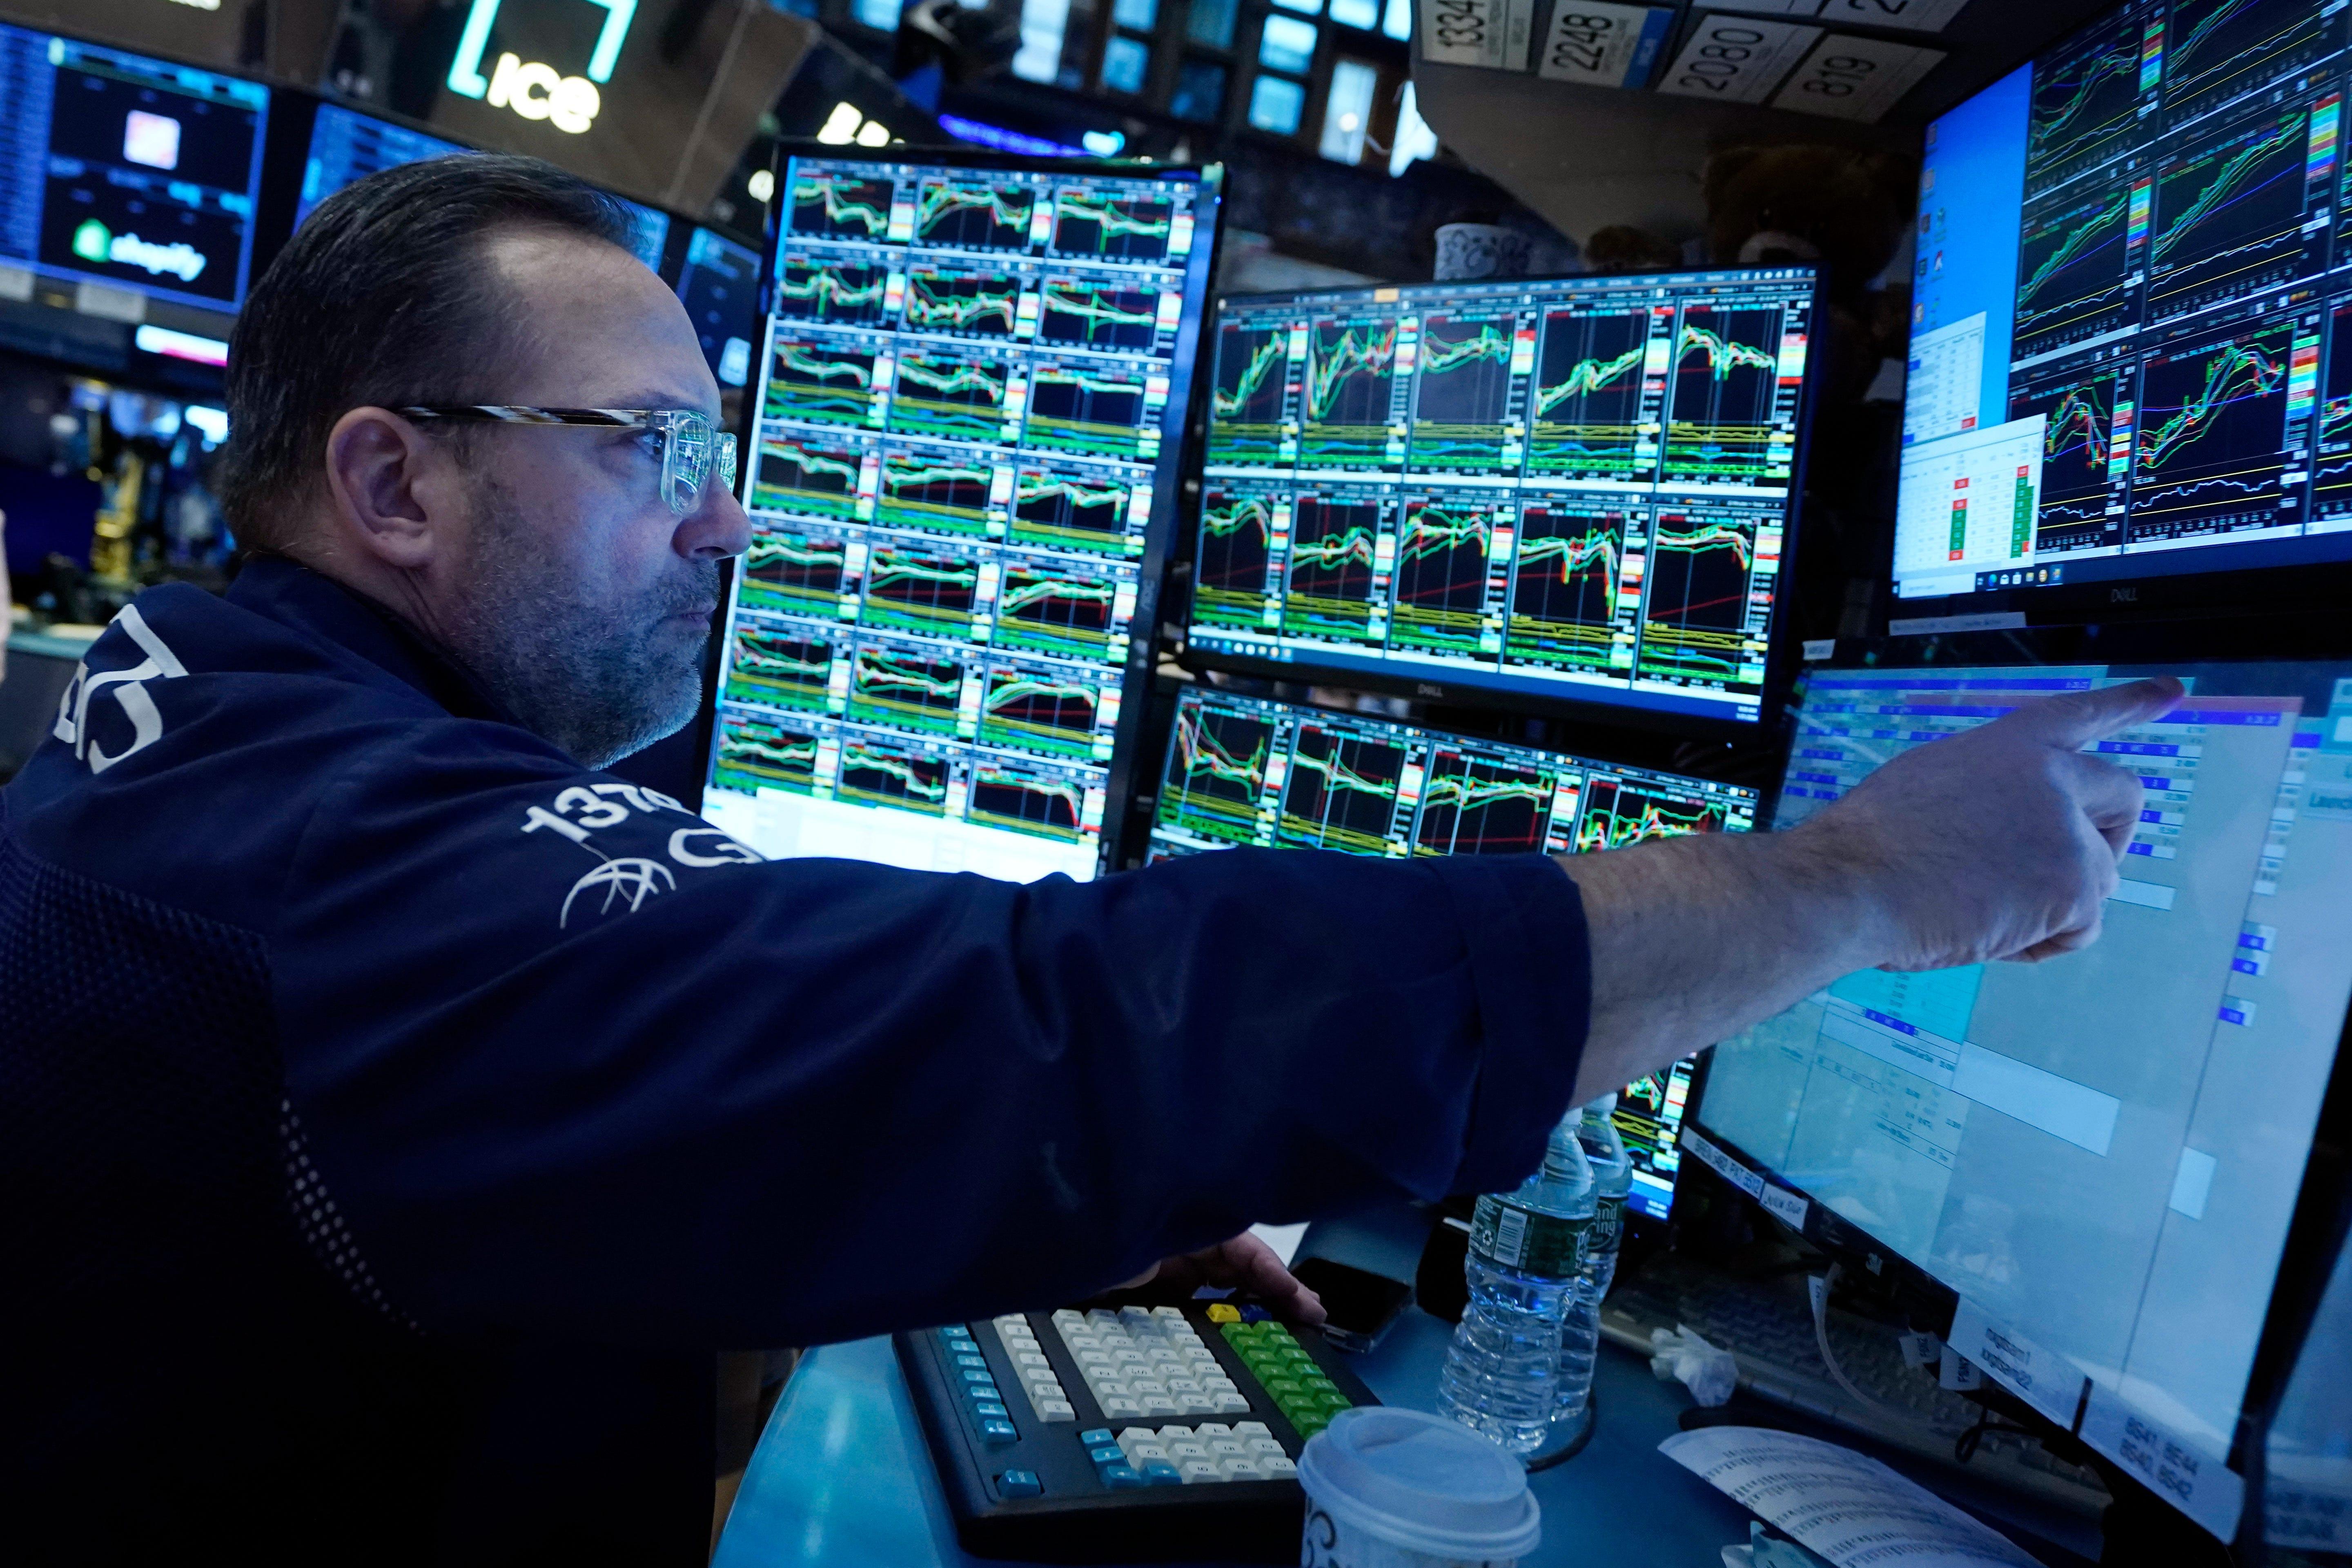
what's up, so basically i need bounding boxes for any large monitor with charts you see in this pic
[0,23,269,314]
[1686,652,2352,1540]
[697,151,1222,882]
[1143,682,1758,1217]
[1897,0,2352,612]
[1188,267,1821,729]
[295,101,670,270]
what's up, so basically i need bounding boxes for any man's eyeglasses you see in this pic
[399,405,738,518]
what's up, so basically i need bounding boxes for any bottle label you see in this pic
[1587,1194,1625,1258]
[1472,1194,1588,1278]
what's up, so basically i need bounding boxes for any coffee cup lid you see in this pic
[1296,1407,1541,1557]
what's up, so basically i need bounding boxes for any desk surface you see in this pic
[713,1308,1756,1568]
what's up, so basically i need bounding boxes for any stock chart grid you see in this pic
[1901,0,2352,597]
[1147,684,1746,1215]
[1192,270,1815,724]
[704,156,1212,882]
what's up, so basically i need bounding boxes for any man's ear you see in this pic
[322,407,452,570]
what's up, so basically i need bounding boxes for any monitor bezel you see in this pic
[1682,618,2352,1543]
[681,141,1229,874]
[1177,264,1830,742]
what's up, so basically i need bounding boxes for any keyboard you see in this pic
[1599,1254,2111,1518]
[896,1301,1378,1562]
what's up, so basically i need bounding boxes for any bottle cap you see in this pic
[1297,1406,1541,1562]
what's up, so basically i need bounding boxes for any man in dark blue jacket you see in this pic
[0,156,2172,1564]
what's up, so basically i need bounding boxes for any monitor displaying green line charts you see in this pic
[702,152,1220,882]
[1191,267,1821,727]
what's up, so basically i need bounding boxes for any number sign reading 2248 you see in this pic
[1537,1,1678,88]
[1657,14,1820,103]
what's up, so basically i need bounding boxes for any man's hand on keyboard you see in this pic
[1117,1232,1326,1325]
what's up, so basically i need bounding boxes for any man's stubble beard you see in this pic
[441,475,717,770]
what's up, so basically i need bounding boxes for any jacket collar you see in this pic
[224,555,518,726]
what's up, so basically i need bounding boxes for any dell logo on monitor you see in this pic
[445,0,634,135]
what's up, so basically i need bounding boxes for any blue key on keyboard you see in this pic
[998,1470,1042,1499]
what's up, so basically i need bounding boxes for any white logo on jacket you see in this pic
[51,605,187,774]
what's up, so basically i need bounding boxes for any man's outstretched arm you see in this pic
[1559,675,2184,1105]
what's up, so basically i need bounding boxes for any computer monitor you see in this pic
[1687,651,2352,1539]
[675,225,762,390]
[0,23,270,313]
[1143,681,1759,1217]
[295,100,670,270]
[697,151,1222,882]
[1187,266,1822,730]
[1895,0,2352,614]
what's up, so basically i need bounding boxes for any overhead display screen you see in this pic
[699,153,1219,882]
[1898,0,2352,601]
[0,24,269,312]
[1191,267,1820,726]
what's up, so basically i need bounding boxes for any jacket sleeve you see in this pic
[270,723,1590,1348]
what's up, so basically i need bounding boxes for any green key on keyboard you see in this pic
[1219,1320,1351,1437]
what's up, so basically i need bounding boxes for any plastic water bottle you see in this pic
[1438,1112,1595,1455]
[1554,1094,1634,1425]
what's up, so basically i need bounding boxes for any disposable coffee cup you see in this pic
[1296,1406,1541,1568]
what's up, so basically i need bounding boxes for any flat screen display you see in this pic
[0,24,268,312]
[699,153,1221,882]
[675,225,761,389]
[1190,267,1820,726]
[1145,682,1757,1216]
[1693,660,2352,1534]
[1898,0,2352,602]
[297,101,669,270]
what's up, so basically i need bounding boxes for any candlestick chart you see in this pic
[714,710,821,795]
[1300,318,1401,469]
[1526,307,1653,480]
[1276,724,1408,855]
[724,623,837,711]
[1282,492,1388,643]
[2027,14,2146,180]
[1412,749,1558,857]
[838,735,952,814]
[2312,302,2352,517]
[788,173,893,241]
[777,256,891,326]
[1637,511,1760,687]
[1506,503,1636,675]
[860,545,982,636]
[2013,187,2134,359]
[1208,323,1292,466]
[1572,773,1741,853]
[1026,360,1152,459]
[875,449,995,537]
[1389,498,1500,655]
[752,435,864,523]
[2148,105,2316,318]
[1662,308,1784,484]
[1160,697,1274,842]
[978,668,1104,758]
[2009,371,2125,550]
[2129,322,2294,537]
[766,339,887,427]
[1193,488,1279,628]
[1410,314,1519,473]
[916,178,1037,251]
[742,521,850,617]
[996,564,1121,660]
[905,267,1023,337]
[1051,190,1175,260]
[1039,279,1163,351]
[1012,463,1134,552]
[969,760,1089,841]
[847,643,969,734]
[888,352,1013,443]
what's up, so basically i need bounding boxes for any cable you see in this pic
[1808,1263,1922,1425]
